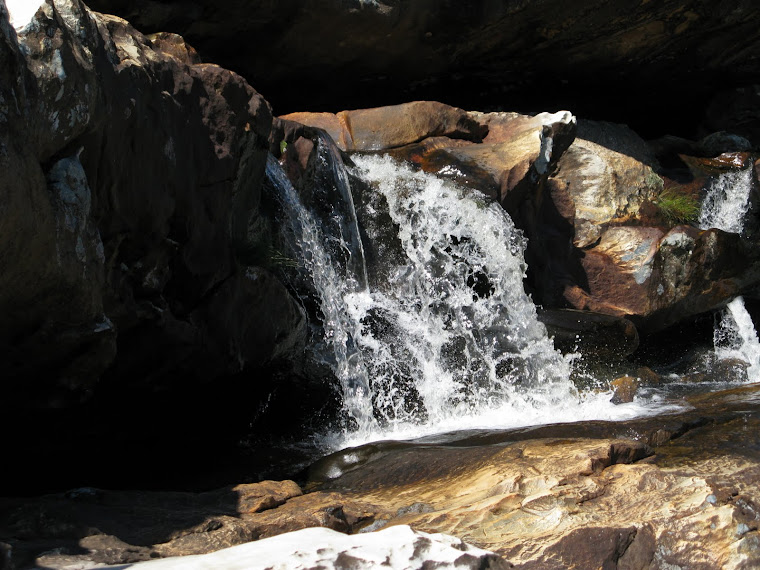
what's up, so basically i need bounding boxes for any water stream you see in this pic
[268,151,672,449]
[698,166,760,381]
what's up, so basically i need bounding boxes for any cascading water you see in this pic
[698,166,760,381]
[343,155,577,439]
[714,297,760,379]
[268,149,668,449]
[698,168,753,233]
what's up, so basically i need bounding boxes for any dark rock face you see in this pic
[0,0,313,491]
[84,0,760,139]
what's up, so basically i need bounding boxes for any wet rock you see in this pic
[681,151,755,175]
[610,376,640,404]
[635,366,662,386]
[538,309,639,360]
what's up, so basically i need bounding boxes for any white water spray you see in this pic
[269,151,676,448]
[699,166,760,381]
[698,168,753,234]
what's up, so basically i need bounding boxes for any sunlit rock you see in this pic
[282,101,487,152]
[547,120,663,249]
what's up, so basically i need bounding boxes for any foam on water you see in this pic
[698,167,753,234]
[714,297,760,381]
[267,152,685,450]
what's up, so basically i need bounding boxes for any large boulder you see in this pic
[282,101,488,152]
[0,0,312,491]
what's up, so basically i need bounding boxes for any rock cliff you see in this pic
[1,0,309,491]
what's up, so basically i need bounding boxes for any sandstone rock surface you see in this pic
[6,384,760,569]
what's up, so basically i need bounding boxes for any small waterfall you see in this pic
[698,166,759,381]
[265,153,375,430]
[714,297,760,380]
[698,168,753,234]
[268,150,661,448]
[345,156,575,435]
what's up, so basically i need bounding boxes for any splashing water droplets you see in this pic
[269,151,670,449]
[698,165,760,381]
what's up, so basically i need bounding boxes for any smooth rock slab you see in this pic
[102,525,511,570]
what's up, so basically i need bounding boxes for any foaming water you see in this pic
[335,390,683,450]
[714,297,760,381]
[698,167,753,234]
[270,152,684,451]
[698,166,759,381]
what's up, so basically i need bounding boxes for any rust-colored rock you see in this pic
[610,376,640,404]
[281,101,487,152]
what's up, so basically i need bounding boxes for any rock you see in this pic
[84,0,760,142]
[0,480,303,567]
[706,358,750,384]
[281,101,488,152]
[120,526,512,570]
[399,110,577,212]
[559,222,759,332]
[699,132,753,157]
[0,0,318,493]
[546,120,663,249]
[610,376,640,404]
[538,309,639,360]
[7,385,760,569]
[635,366,662,386]
[680,151,754,175]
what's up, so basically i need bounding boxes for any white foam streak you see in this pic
[699,167,753,234]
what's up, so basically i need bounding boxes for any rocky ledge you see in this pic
[3,383,760,569]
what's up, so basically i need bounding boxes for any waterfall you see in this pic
[267,151,662,448]
[698,166,759,381]
[714,297,760,380]
[265,152,375,431]
[345,156,576,434]
[698,168,753,233]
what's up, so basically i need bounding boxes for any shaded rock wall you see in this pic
[0,0,314,491]
[84,0,760,139]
